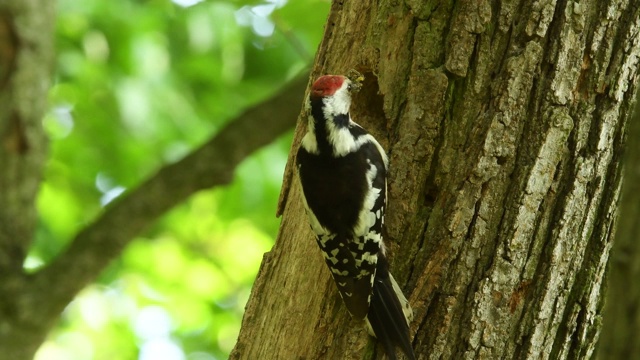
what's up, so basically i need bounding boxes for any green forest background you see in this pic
[34,0,328,359]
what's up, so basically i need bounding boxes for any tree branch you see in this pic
[28,74,308,321]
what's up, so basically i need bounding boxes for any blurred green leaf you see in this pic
[35,0,329,358]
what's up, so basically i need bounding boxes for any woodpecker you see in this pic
[296,73,415,360]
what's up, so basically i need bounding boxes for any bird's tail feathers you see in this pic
[365,267,415,360]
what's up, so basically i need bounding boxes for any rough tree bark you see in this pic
[232,0,640,359]
[0,0,55,357]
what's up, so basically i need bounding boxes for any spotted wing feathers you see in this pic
[297,139,386,319]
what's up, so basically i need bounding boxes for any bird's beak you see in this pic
[347,70,364,94]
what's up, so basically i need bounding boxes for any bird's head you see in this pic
[309,74,362,118]
[301,72,365,155]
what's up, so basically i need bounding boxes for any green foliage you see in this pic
[34,0,329,358]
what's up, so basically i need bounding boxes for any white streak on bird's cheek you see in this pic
[321,81,352,119]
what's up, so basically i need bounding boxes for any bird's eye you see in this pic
[347,84,352,91]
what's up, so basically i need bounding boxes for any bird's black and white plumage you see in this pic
[296,74,415,360]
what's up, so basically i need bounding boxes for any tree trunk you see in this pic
[232,0,640,359]
[0,0,54,358]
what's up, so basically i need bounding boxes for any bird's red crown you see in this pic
[311,75,345,98]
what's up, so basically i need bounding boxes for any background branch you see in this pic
[28,74,308,324]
